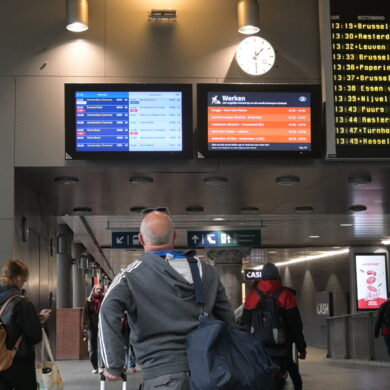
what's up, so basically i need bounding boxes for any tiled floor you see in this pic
[58,347,390,390]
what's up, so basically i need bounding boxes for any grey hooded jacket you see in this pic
[99,253,235,378]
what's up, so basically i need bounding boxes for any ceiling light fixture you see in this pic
[129,206,147,213]
[276,175,300,185]
[349,205,367,212]
[66,0,89,32]
[309,235,320,239]
[213,217,225,221]
[203,177,228,185]
[129,176,154,184]
[186,206,204,213]
[237,0,260,34]
[381,239,390,245]
[347,175,372,185]
[240,206,259,213]
[340,223,353,227]
[73,206,92,214]
[295,206,313,214]
[54,176,79,184]
[274,248,350,267]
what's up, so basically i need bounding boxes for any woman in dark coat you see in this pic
[82,284,104,373]
[0,259,45,390]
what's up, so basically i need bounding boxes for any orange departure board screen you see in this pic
[320,0,390,159]
[197,84,322,158]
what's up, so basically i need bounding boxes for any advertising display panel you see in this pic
[355,253,388,310]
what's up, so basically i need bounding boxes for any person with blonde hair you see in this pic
[82,284,104,373]
[0,259,44,390]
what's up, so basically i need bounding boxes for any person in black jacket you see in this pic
[82,284,104,373]
[0,259,45,390]
[241,263,306,390]
[374,293,390,357]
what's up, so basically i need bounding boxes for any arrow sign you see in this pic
[187,230,261,248]
[112,232,142,249]
[191,235,200,244]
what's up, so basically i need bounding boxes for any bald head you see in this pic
[139,211,176,251]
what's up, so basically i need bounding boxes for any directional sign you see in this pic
[187,230,261,248]
[244,269,262,280]
[112,232,142,249]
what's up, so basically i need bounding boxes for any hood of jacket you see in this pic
[0,284,20,306]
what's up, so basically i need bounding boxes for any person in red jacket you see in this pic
[374,293,390,357]
[241,263,306,390]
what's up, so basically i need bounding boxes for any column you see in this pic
[72,242,86,308]
[56,224,73,308]
[207,248,250,310]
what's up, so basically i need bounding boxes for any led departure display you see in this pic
[322,0,390,158]
[207,92,312,152]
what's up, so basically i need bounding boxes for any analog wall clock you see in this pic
[236,36,276,76]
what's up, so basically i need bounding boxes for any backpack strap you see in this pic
[0,295,24,350]
[254,287,286,303]
[186,253,206,317]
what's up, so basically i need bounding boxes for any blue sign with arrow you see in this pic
[112,232,142,249]
[187,230,261,248]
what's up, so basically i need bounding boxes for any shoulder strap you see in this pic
[186,253,206,315]
[272,287,286,299]
[0,295,23,316]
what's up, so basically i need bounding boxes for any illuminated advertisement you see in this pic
[355,253,388,310]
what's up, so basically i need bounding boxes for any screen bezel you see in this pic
[65,83,193,160]
[196,83,323,159]
[355,253,388,311]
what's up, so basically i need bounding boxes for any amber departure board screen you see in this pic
[320,0,390,159]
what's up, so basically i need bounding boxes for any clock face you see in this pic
[236,36,275,76]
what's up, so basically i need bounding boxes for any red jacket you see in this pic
[242,279,306,355]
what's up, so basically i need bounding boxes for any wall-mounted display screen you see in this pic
[65,84,193,159]
[355,253,388,310]
[197,84,322,158]
[320,0,390,159]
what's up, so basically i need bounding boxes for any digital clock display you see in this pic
[321,0,390,158]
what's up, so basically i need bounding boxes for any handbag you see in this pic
[35,329,64,390]
[0,295,23,372]
[186,254,279,390]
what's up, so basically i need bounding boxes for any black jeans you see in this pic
[384,334,390,357]
[88,328,99,370]
[267,356,287,390]
[0,357,36,390]
[285,355,302,390]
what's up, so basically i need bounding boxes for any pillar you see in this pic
[56,224,73,308]
[207,248,250,310]
[72,242,86,308]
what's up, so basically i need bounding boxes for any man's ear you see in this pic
[139,233,145,246]
[173,229,177,241]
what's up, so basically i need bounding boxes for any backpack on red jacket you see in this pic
[0,295,23,371]
[251,287,287,348]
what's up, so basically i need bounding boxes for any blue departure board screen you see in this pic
[65,84,193,159]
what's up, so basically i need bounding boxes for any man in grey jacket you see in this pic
[99,209,235,389]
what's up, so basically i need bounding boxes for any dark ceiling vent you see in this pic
[54,176,79,184]
[276,175,300,185]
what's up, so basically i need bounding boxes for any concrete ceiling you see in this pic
[16,160,390,276]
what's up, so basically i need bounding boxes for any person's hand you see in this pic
[103,369,121,382]
[39,309,51,322]
[298,350,307,360]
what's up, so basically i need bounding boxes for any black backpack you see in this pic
[382,302,390,328]
[252,288,286,347]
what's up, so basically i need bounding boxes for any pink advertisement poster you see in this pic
[355,254,388,310]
